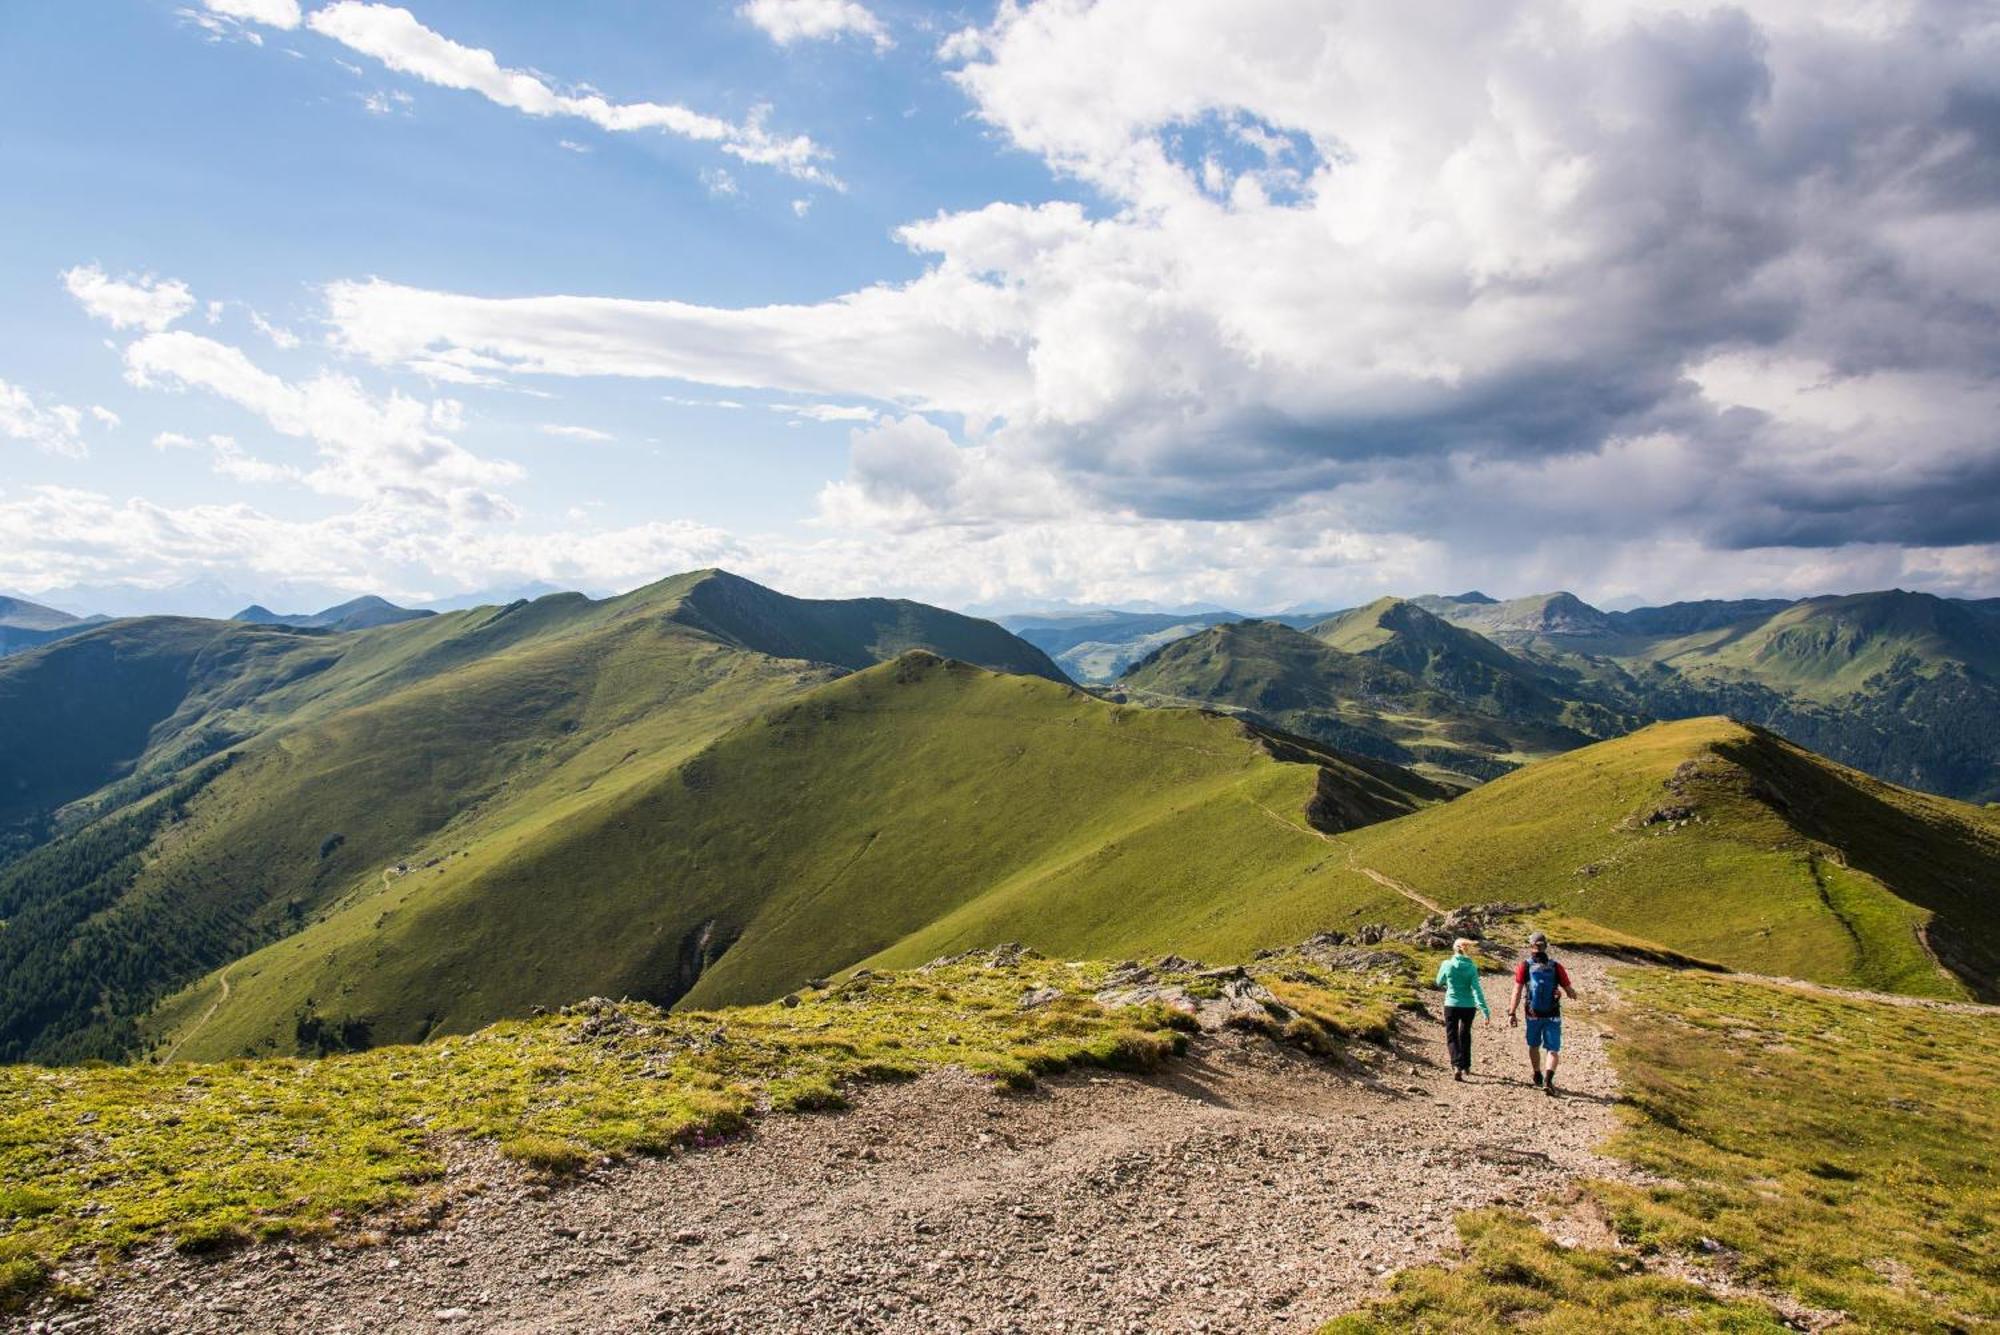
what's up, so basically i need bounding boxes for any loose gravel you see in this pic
[33,957,1627,1335]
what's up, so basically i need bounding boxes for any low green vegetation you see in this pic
[161,653,1441,1058]
[1600,970,1997,1329]
[1339,717,2000,999]
[1325,1210,1793,1332]
[0,954,1192,1306]
[1330,968,1999,1331]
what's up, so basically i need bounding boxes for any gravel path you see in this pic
[41,956,1627,1335]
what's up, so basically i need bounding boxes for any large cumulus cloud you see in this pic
[324,0,2000,572]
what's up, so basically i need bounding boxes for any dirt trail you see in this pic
[1711,968,1998,1015]
[76,958,1628,1335]
[1251,800,1446,916]
[158,965,232,1064]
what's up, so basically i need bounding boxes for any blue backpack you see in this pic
[1525,955,1561,1017]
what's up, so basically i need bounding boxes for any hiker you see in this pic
[1433,937,1490,1081]
[1508,930,1578,1096]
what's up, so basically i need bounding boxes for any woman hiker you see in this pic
[1433,937,1490,1081]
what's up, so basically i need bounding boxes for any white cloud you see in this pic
[153,430,300,484]
[701,167,741,198]
[935,27,985,63]
[0,380,91,459]
[248,310,302,348]
[663,395,748,410]
[774,401,877,423]
[303,3,840,185]
[539,424,615,441]
[201,0,301,29]
[324,275,1027,416]
[123,329,519,512]
[740,0,892,51]
[0,484,751,609]
[360,88,414,116]
[317,0,2000,579]
[791,197,812,219]
[63,264,197,333]
[557,138,591,154]
[89,406,121,429]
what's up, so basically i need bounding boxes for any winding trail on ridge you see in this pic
[84,957,1630,1334]
[1250,798,1448,916]
[159,964,231,1064]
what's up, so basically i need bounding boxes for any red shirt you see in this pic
[1514,956,1572,1015]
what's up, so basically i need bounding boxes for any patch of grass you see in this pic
[1323,1210,1791,1332]
[497,1135,593,1177]
[0,952,1247,1307]
[1596,969,1999,1329]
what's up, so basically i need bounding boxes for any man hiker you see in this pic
[1508,930,1578,1095]
[1433,937,1490,1081]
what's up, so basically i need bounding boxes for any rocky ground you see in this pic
[27,957,1626,1335]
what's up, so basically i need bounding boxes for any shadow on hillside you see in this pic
[1720,727,2000,1001]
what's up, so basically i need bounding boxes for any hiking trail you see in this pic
[80,958,1629,1333]
[1250,798,1447,916]
[159,965,232,1064]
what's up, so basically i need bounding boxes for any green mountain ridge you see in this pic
[1418,587,2000,802]
[1116,618,1589,783]
[0,570,1069,1063]
[1337,716,2000,999]
[154,652,1446,1060]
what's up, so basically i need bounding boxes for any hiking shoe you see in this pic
[1544,1077,1557,1097]
[1532,1071,1544,1088]
[1453,1069,1465,1082]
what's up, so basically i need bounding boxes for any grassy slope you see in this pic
[4,570,1071,1061]
[163,655,1443,1059]
[1332,967,1999,1332]
[1312,599,1631,741]
[1338,717,2000,998]
[1118,619,1584,781]
[1618,591,2000,697]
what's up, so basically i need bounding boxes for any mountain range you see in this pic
[232,595,435,633]
[0,595,104,658]
[0,567,1995,1073]
[1011,587,2000,803]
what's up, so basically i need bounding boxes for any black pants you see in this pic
[1443,1006,1477,1072]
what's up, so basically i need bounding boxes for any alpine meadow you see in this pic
[3,1,1998,1331]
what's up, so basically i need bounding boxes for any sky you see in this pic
[1,0,1997,618]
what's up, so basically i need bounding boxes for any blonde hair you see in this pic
[1453,937,1477,956]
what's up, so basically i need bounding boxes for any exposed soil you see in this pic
[31,958,1628,1335]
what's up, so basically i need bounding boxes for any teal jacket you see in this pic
[1434,954,1490,1017]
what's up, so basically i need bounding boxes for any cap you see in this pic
[1528,930,1549,945]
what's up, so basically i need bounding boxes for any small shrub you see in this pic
[498,1135,592,1176]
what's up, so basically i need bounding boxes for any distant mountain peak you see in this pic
[231,596,433,633]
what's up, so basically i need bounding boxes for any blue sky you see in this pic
[2,0,1996,615]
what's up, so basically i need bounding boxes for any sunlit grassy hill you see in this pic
[158,653,1447,1059]
[1338,717,2000,998]
[0,571,1070,1063]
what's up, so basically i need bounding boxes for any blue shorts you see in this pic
[1525,1016,1562,1052]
